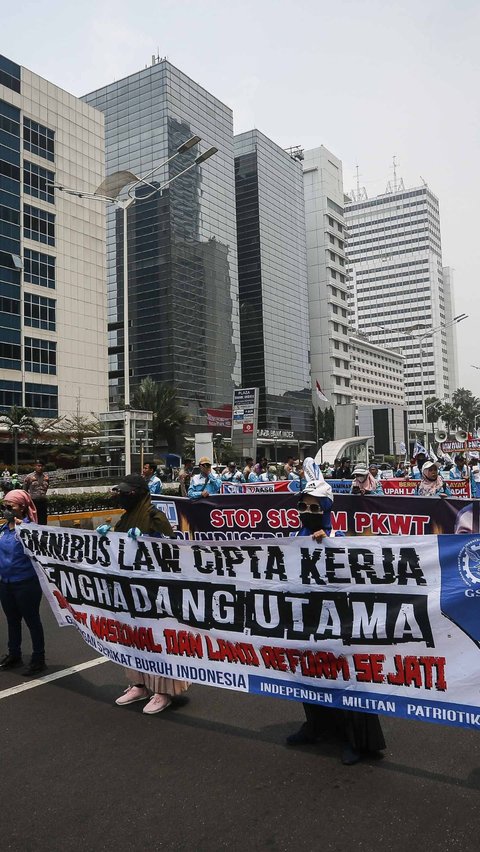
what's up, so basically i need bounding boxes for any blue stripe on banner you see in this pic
[248,676,480,730]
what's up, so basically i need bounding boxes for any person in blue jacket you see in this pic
[187,457,221,499]
[286,477,386,765]
[0,489,46,676]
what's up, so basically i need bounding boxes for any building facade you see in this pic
[345,185,453,432]
[303,146,352,409]
[0,54,107,418]
[442,266,459,395]
[349,333,405,407]
[83,59,241,430]
[234,130,312,441]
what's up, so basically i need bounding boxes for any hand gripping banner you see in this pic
[17,525,480,731]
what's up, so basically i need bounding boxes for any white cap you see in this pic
[353,466,368,476]
[301,478,333,501]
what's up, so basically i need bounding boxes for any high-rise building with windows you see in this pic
[234,130,312,441]
[302,146,353,409]
[83,59,240,428]
[0,54,107,418]
[345,185,455,432]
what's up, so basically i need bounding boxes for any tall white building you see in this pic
[0,54,108,418]
[345,185,455,432]
[303,146,352,408]
[442,266,459,394]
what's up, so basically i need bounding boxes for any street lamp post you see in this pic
[12,424,19,472]
[137,429,145,473]
[54,138,218,475]
[405,314,468,439]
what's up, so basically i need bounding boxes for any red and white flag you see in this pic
[315,380,328,403]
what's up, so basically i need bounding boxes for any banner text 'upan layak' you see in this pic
[18,526,480,731]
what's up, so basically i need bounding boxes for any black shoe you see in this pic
[0,654,22,669]
[286,728,317,746]
[341,744,362,765]
[22,660,47,676]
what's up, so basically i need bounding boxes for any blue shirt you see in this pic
[147,475,162,495]
[0,522,36,583]
[187,472,221,499]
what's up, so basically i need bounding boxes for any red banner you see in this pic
[206,407,232,428]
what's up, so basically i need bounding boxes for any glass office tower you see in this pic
[83,60,240,428]
[234,131,312,442]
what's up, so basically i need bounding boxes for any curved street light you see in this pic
[53,138,218,474]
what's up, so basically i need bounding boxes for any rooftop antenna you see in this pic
[349,164,367,201]
[385,155,405,194]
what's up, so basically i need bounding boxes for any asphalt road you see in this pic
[1,603,480,852]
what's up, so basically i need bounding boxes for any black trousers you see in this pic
[33,498,48,525]
[0,577,45,660]
[302,702,386,752]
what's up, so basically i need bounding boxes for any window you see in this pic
[23,118,54,162]
[0,341,21,369]
[24,162,54,203]
[24,293,56,331]
[24,249,55,288]
[0,56,21,94]
[24,204,55,246]
[24,337,56,374]
[25,382,58,417]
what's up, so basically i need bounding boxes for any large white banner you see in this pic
[17,525,480,730]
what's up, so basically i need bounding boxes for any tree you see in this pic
[451,388,480,432]
[440,403,461,434]
[424,396,444,443]
[0,406,38,467]
[132,377,188,452]
[312,405,324,444]
[324,407,335,442]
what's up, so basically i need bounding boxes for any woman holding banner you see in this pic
[0,490,46,676]
[112,475,189,715]
[286,469,386,765]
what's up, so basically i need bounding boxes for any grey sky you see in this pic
[3,0,479,390]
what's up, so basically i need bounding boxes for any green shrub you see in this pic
[48,492,114,515]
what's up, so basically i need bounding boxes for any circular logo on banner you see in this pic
[458,539,480,587]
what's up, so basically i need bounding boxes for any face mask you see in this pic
[118,493,140,510]
[300,512,325,531]
[357,476,367,483]
[2,509,15,523]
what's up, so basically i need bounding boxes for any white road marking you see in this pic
[0,656,109,701]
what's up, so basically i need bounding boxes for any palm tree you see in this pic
[440,403,461,434]
[132,377,188,452]
[424,396,444,443]
[0,406,38,468]
[451,388,480,432]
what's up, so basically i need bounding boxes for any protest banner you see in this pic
[152,493,480,540]
[223,478,472,498]
[221,480,300,495]
[18,526,480,730]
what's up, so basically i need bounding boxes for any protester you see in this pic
[449,454,469,480]
[350,466,383,495]
[112,474,188,713]
[331,460,343,479]
[0,490,46,676]
[221,461,245,482]
[142,460,162,495]
[341,459,352,479]
[468,456,480,498]
[283,457,296,479]
[242,457,254,481]
[187,457,221,499]
[286,478,386,765]
[258,465,277,482]
[178,458,194,497]
[247,466,259,482]
[411,452,428,480]
[415,461,451,497]
[368,463,380,482]
[24,460,49,525]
